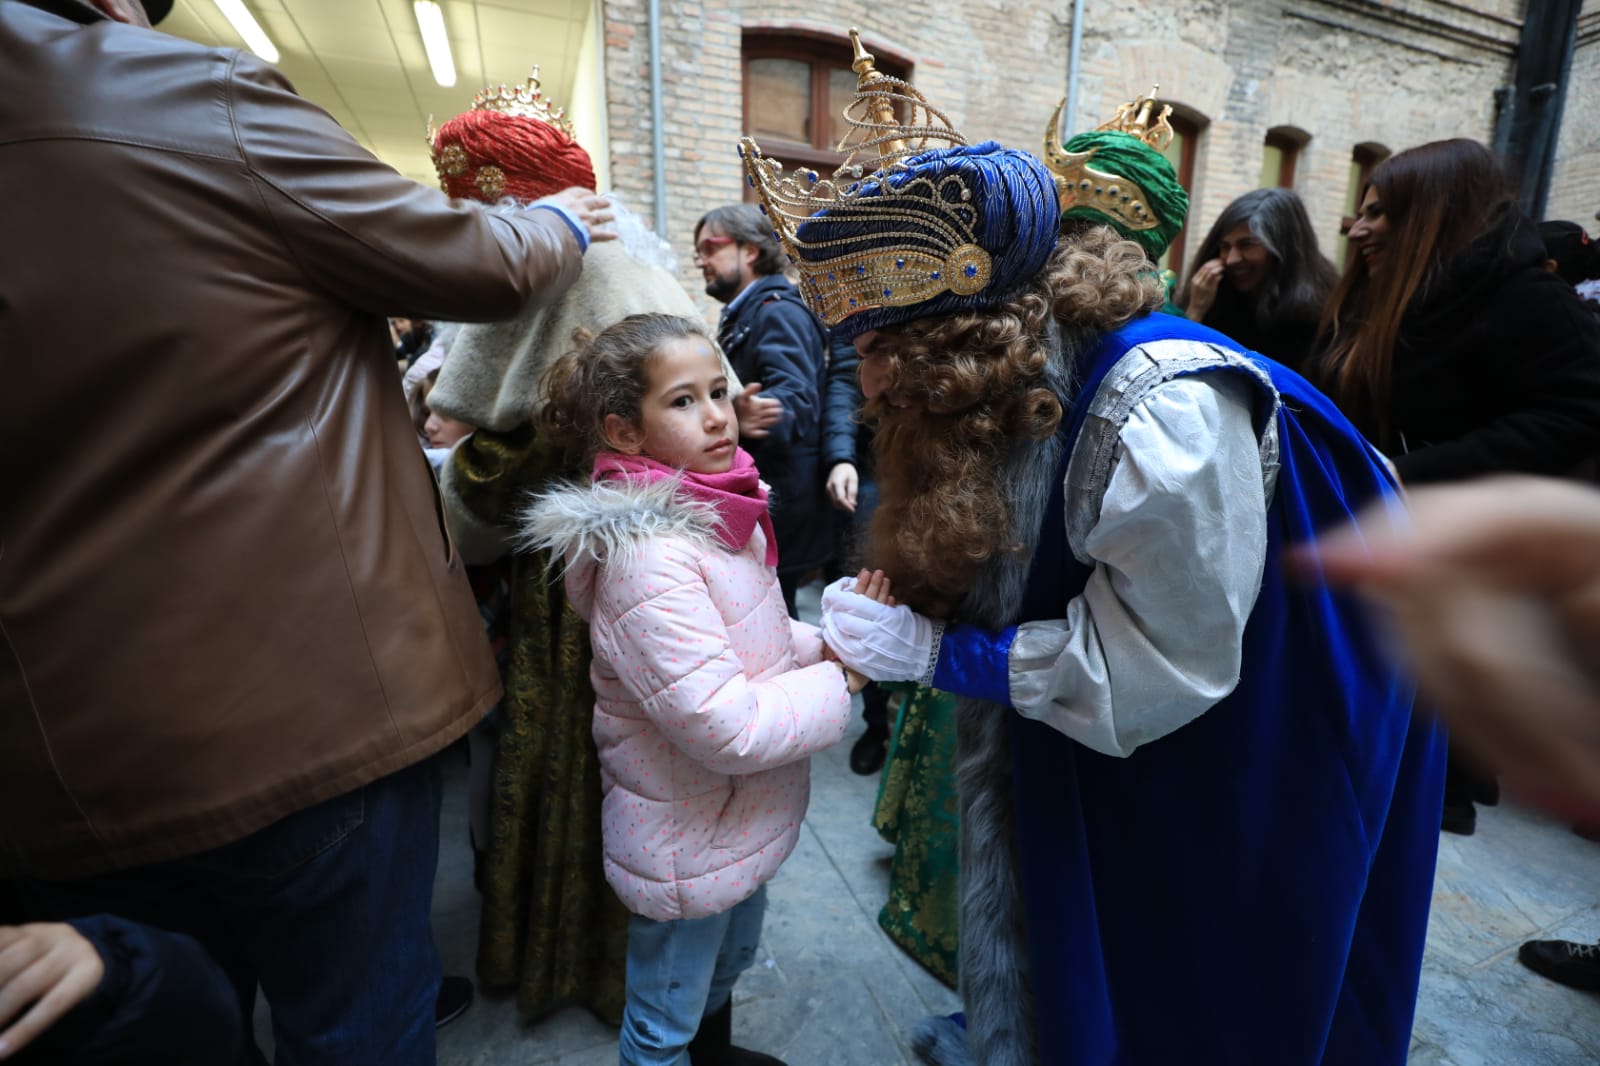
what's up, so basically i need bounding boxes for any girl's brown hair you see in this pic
[866,226,1163,616]
[1316,139,1515,441]
[537,313,713,460]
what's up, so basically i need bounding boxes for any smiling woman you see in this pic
[1310,137,1600,837]
[1311,137,1600,470]
[1178,187,1337,372]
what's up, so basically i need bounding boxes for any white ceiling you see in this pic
[163,0,594,185]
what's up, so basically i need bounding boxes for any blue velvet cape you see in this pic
[933,314,1445,1064]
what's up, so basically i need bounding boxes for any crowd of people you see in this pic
[7,2,1600,1065]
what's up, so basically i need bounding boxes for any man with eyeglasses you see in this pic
[694,203,833,615]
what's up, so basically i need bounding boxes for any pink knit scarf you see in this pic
[592,449,779,566]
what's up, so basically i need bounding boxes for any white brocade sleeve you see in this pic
[1007,371,1269,757]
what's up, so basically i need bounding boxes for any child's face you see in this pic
[424,408,474,449]
[610,336,738,474]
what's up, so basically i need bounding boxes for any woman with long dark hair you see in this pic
[1315,138,1600,836]
[1180,188,1337,370]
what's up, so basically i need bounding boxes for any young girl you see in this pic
[525,313,879,1065]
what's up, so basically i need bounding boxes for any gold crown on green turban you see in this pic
[1041,89,1174,234]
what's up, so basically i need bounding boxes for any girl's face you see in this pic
[1347,186,1392,276]
[1217,221,1274,294]
[424,408,474,449]
[608,336,738,474]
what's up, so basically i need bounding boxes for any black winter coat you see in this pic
[1386,214,1600,485]
[718,273,833,575]
[821,332,873,475]
[1201,289,1322,375]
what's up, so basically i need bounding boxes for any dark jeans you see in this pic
[778,570,802,620]
[14,915,245,1066]
[8,758,444,1066]
[829,479,889,734]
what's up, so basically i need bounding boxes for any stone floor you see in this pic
[422,587,1600,1065]
[432,750,1600,1066]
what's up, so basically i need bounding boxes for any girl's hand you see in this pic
[853,568,895,606]
[820,576,931,683]
[844,666,871,695]
[1186,259,1224,321]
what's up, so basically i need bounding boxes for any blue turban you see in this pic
[791,142,1062,341]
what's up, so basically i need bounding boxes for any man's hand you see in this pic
[826,462,860,513]
[734,383,783,440]
[541,187,617,242]
[0,924,105,1060]
[821,571,931,682]
[1185,259,1224,321]
[827,571,892,693]
[1305,476,1600,807]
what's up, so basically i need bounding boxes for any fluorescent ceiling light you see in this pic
[414,1,456,88]
[213,0,278,63]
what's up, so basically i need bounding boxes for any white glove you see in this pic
[820,576,940,683]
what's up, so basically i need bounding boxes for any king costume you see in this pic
[742,34,1445,1065]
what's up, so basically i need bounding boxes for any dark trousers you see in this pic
[829,479,890,734]
[7,758,444,1066]
[778,570,802,620]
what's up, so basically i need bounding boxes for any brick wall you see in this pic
[600,0,1070,321]
[1075,0,1520,275]
[600,0,1544,310]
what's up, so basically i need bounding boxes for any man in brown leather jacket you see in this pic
[0,1,610,1061]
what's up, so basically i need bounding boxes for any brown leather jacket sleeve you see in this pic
[226,52,581,321]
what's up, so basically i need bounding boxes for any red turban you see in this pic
[431,109,596,203]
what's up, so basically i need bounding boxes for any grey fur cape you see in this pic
[913,323,1079,1066]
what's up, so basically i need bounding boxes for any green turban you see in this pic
[1058,130,1189,260]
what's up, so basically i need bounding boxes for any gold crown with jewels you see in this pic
[426,65,574,149]
[1041,88,1173,234]
[738,29,995,328]
[469,65,573,136]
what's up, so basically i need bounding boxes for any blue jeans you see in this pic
[618,884,768,1066]
[10,758,443,1066]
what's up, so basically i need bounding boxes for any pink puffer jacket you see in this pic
[523,477,852,921]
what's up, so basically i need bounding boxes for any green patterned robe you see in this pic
[872,684,961,988]
[448,424,629,1024]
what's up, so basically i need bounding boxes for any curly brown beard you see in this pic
[863,227,1164,618]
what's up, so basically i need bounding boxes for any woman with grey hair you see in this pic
[1180,187,1338,372]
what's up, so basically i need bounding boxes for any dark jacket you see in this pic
[1201,290,1322,375]
[822,332,873,474]
[1386,213,1600,484]
[717,274,831,575]
[0,1,581,877]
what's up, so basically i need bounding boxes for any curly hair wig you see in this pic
[864,226,1163,616]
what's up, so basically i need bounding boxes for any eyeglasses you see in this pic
[693,236,735,261]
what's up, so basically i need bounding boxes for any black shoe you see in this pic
[849,729,888,776]
[435,975,474,1028]
[1518,939,1600,990]
[1441,800,1476,836]
[688,1000,786,1066]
